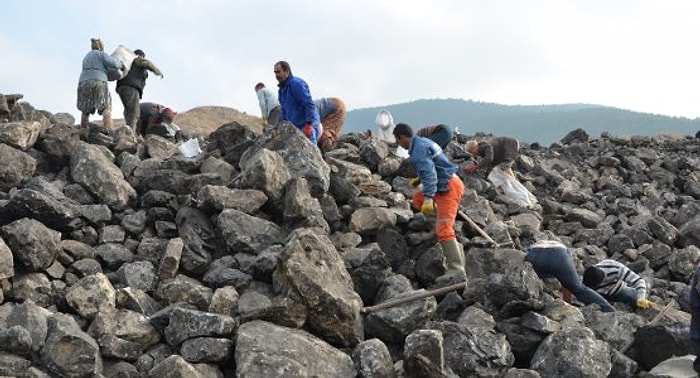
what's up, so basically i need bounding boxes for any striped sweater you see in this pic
[594,259,647,300]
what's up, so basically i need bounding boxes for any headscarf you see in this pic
[90,38,104,51]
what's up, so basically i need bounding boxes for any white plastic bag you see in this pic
[107,45,137,81]
[178,138,202,158]
[375,109,395,143]
[488,167,538,208]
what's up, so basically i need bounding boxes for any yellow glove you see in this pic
[636,298,655,309]
[408,177,421,189]
[421,198,435,214]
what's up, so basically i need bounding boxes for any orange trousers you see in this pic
[412,176,464,242]
[318,98,346,152]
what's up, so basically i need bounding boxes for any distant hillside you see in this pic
[344,98,700,145]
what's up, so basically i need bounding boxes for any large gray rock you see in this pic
[365,274,437,344]
[351,338,395,378]
[240,122,331,196]
[41,313,103,377]
[65,272,116,319]
[235,320,357,377]
[70,141,137,210]
[217,208,286,255]
[283,177,330,232]
[349,207,398,236]
[404,329,446,378]
[88,307,160,360]
[235,148,290,203]
[530,327,611,377]
[0,143,36,191]
[633,321,692,370]
[196,185,267,214]
[274,228,364,347]
[163,307,238,346]
[2,188,82,232]
[1,217,61,271]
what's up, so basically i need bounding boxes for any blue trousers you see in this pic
[426,125,453,150]
[525,246,615,312]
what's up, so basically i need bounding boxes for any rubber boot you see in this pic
[435,239,466,285]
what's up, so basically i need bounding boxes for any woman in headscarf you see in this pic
[76,38,122,129]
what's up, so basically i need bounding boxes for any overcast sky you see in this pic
[3,1,700,125]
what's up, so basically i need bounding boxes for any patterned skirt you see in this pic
[77,80,111,115]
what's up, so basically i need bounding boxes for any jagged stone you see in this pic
[352,338,396,378]
[1,217,61,271]
[41,313,103,377]
[235,320,357,377]
[274,228,363,347]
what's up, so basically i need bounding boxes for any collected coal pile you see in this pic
[0,99,698,377]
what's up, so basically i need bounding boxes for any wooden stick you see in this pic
[361,282,467,314]
[620,299,676,354]
[457,210,513,248]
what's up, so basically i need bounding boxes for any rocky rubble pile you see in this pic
[0,100,698,377]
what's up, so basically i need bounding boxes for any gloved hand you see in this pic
[408,177,421,189]
[303,123,313,138]
[464,164,478,174]
[636,298,655,309]
[421,198,435,214]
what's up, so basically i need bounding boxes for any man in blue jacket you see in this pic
[393,123,466,284]
[274,61,321,145]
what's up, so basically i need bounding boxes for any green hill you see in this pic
[344,98,700,145]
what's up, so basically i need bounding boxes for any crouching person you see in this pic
[525,240,615,312]
[137,102,183,141]
[583,259,654,309]
[315,97,346,152]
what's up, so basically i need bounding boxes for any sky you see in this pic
[3,0,700,125]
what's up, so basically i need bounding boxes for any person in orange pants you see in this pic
[393,123,466,283]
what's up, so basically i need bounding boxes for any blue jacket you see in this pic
[409,136,458,197]
[78,50,120,83]
[278,75,321,143]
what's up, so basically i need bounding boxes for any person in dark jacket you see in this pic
[465,136,520,177]
[416,124,454,150]
[315,97,346,152]
[116,49,163,129]
[274,61,321,145]
[137,102,180,140]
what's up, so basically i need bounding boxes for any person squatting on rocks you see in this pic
[274,60,321,145]
[77,38,122,129]
[116,49,163,130]
[315,97,346,152]
[524,240,615,312]
[582,259,655,309]
[415,124,454,150]
[465,136,520,177]
[137,102,181,141]
[688,263,700,375]
[255,82,281,129]
[393,123,466,284]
